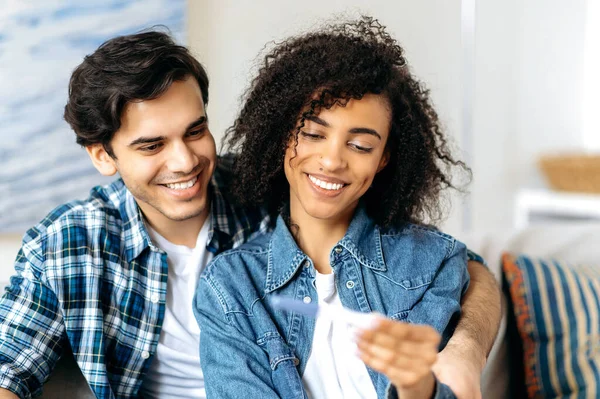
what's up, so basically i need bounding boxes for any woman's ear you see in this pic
[377,150,390,173]
[86,144,118,176]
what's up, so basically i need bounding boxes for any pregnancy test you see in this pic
[270,295,380,330]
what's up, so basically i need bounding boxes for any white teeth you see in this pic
[308,175,344,191]
[165,176,197,190]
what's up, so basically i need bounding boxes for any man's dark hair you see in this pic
[64,30,208,157]
[225,16,470,228]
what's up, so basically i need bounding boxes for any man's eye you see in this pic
[140,143,161,152]
[188,128,206,137]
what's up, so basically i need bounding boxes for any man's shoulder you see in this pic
[210,154,271,250]
[212,154,236,189]
[24,179,130,245]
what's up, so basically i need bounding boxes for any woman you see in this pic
[194,17,470,399]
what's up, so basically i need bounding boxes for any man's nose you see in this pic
[166,141,197,174]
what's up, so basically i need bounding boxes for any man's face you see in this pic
[89,77,216,229]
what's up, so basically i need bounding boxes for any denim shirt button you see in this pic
[346,281,355,289]
[293,357,300,366]
[303,296,312,304]
[303,260,309,268]
[334,246,343,254]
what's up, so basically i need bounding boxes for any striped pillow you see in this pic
[502,253,600,398]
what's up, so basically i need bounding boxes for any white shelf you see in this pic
[514,189,600,228]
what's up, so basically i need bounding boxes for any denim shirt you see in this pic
[194,207,470,399]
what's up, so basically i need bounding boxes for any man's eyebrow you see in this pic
[349,127,382,140]
[127,116,207,147]
[186,116,207,131]
[128,135,166,147]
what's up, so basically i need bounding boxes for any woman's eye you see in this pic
[350,143,373,153]
[300,131,322,140]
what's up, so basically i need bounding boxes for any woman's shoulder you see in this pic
[379,223,466,258]
[202,232,272,291]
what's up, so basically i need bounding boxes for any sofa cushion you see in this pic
[462,222,600,399]
[502,253,600,398]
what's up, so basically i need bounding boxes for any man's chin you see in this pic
[163,206,208,222]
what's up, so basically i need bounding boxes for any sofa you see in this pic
[465,221,600,399]
[11,221,600,397]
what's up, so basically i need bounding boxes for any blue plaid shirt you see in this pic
[0,156,269,399]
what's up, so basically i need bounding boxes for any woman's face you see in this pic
[284,93,391,224]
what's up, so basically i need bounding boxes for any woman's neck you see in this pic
[289,202,354,274]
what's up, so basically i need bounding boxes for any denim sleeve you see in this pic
[194,270,283,399]
[466,248,487,266]
[406,239,470,344]
[0,230,65,398]
[385,376,456,399]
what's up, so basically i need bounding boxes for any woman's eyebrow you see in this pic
[305,114,330,127]
[306,114,381,139]
[349,127,381,140]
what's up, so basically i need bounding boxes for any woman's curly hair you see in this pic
[225,16,470,228]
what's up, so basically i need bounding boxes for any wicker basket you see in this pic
[538,154,600,194]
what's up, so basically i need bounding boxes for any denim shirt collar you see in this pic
[265,205,387,293]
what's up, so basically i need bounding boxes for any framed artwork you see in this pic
[0,0,185,233]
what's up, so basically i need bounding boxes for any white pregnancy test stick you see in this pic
[270,295,381,330]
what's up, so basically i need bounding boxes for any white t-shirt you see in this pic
[139,217,213,399]
[303,272,378,399]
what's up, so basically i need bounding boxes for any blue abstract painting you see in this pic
[0,0,186,232]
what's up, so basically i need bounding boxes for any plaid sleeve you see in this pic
[466,248,487,266]
[0,229,65,398]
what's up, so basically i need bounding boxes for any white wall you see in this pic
[0,235,21,283]
[188,0,466,234]
[471,0,588,232]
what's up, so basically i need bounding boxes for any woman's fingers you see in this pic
[354,318,441,389]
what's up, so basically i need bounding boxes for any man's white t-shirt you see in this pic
[303,271,378,399]
[139,217,213,399]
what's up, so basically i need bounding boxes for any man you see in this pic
[0,31,500,399]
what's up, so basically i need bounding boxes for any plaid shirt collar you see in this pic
[111,160,261,263]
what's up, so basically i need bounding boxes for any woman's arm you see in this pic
[433,260,502,399]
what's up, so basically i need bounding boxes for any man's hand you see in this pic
[356,318,441,399]
[432,339,486,399]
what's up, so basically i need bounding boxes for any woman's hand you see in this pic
[356,318,441,399]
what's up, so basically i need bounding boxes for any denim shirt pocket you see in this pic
[369,269,436,318]
[257,332,305,398]
[396,271,436,290]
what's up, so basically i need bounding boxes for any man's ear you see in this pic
[377,150,390,173]
[86,144,118,176]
